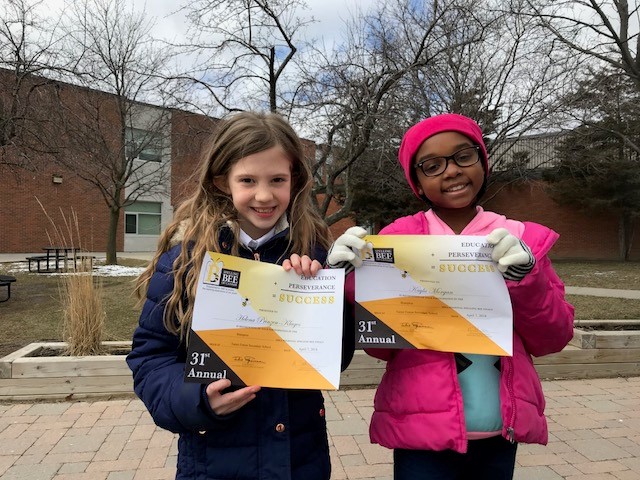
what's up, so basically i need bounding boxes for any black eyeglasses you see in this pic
[414,145,481,177]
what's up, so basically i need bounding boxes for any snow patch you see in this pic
[4,260,145,277]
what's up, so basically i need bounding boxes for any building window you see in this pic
[125,127,163,162]
[125,202,161,235]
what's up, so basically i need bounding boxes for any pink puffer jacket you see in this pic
[349,210,574,453]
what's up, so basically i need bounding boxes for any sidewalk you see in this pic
[1,377,639,480]
[566,286,640,300]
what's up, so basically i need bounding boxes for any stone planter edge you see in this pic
[0,341,133,401]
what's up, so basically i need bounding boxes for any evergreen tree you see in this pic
[544,72,640,259]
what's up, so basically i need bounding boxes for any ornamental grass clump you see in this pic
[37,198,106,356]
[59,262,106,356]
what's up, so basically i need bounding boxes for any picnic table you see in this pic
[44,246,82,271]
[26,246,83,273]
[0,274,16,302]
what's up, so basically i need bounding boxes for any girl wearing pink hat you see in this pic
[328,113,574,479]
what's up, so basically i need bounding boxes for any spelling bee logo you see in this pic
[204,259,241,288]
[372,248,394,263]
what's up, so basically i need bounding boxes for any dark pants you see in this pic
[394,436,518,480]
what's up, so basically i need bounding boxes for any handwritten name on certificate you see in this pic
[355,235,513,355]
[184,252,345,390]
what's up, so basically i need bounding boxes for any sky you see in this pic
[40,0,371,46]
[31,0,373,132]
[153,0,369,43]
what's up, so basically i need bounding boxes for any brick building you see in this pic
[1,69,176,255]
[483,133,640,261]
[1,70,637,260]
[0,72,351,254]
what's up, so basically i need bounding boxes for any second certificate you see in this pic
[355,235,513,355]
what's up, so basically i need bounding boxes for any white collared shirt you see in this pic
[238,215,289,250]
[239,228,276,250]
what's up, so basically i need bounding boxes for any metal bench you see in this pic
[0,275,16,302]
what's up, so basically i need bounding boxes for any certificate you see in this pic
[355,235,513,355]
[185,252,345,389]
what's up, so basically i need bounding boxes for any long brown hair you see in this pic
[134,111,331,340]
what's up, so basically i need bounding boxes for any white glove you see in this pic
[326,226,368,272]
[487,228,535,281]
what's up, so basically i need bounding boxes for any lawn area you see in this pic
[0,258,148,358]
[0,259,639,358]
[553,260,640,322]
[552,260,640,289]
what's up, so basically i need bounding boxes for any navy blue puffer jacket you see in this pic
[127,228,355,480]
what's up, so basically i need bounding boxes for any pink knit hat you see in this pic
[398,113,489,198]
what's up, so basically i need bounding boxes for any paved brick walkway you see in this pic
[1,377,639,479]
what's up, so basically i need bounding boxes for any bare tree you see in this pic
[178,0,314,115]
[297,0,576,226]
[526,0,639,85]
[422,0,580,202]
[295,0,487,225]
[0,0,68,170]
[56,0,176,264]
[298,0,540,224]
[524,0,640,154]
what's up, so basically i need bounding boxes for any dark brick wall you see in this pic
[0,163,118,253]
[483,181,639,261]
[170,110,219,209]
[0,73,122,253]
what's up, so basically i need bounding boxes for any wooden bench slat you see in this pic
[26,255,52,272]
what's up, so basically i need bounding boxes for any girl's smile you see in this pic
[253,207,276,215]
[442,181,471,194]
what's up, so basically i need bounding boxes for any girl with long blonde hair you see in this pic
[128,111,353,480]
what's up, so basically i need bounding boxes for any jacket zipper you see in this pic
[504,356,516,443]
[451,354,468,453]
